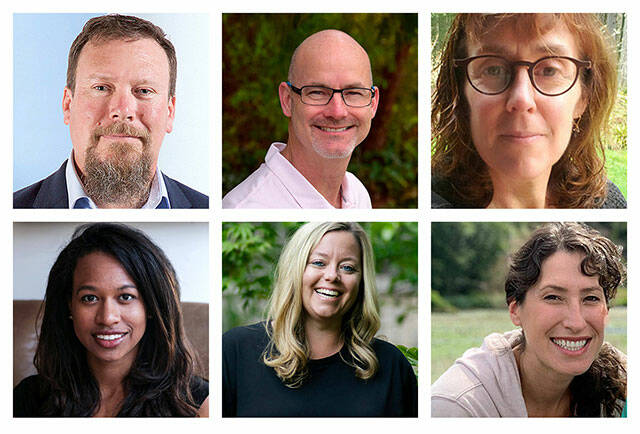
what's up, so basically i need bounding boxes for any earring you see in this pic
[572,117,582,134]
[68,314,73,320]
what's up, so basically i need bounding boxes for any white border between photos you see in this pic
[2,0,636,433]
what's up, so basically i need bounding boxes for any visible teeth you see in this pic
[552,338,587,351]
[315,288,339,297]
[96,333,125,341]
[319,126,348,132]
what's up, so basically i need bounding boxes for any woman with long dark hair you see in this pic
[14,223,209,417]
[432,223,626,417]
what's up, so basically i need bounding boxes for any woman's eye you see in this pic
[584,295,601,303]
[120,293,136,302]
[310,260,325,267]
[340,264,357,273]
[483,65,506,77]
[80,294,98,303]
[543,294,561,301]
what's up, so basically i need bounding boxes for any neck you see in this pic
[487,172,551,209]
[303,316,344,359]
[281,141,349,208]
[514,345,573,417]
[87,353,135,416]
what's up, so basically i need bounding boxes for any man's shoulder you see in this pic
[162,174,209,209]
[223,163,296,208]
[343,171,372,208]
[13,162,68,208]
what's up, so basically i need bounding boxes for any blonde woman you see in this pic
[222,222,417,417]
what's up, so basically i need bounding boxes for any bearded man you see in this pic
[14,14,208,209]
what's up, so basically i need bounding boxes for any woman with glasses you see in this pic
[432,223,626,417]
[222,222,418,417]
[431,14,626,208]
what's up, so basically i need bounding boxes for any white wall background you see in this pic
[13,222,209,303]
[13,13,210,195]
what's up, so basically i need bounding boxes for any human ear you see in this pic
[166,96,176,134]
[573,88,588,119]
[278,82,293,118]
[62,87,73,125]
[369,86,380,118]
[509,300,522,327]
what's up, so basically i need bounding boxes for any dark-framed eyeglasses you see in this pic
[286,81,375,107]
[453,55,592,96]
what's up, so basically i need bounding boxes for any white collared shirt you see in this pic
[222,142,372,209]
[65,152,170,209]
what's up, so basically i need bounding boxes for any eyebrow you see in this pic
[75,284,138,294]
[474,43,572,57]
[310,251,361,263]
[539,285,603,293]
[304,81,370,89]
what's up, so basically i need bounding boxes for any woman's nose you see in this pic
[505,68,537,113]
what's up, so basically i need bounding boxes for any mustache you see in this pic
[92,122,151,147]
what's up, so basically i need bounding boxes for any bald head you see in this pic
[288,30,373,85]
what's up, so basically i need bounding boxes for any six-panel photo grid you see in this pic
[7,3,633,433]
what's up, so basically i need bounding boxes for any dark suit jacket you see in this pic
[13,160,208,209]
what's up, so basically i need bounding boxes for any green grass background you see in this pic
[431,307,627,384]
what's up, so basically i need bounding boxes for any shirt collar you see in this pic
[65,151,170,209]
[265,142,352,209]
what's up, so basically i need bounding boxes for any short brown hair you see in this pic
[66,14,177,97]
[432,14,618,208]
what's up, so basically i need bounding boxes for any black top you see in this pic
[432,176,627,209]
[13,374,208,417]
[222,322,418,417]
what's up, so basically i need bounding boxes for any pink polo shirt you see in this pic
[222,142,372,209]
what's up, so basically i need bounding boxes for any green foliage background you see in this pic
[223,14,418,208]
[222,222,418,335]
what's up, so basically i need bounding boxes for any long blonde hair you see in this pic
[263,222,380,387]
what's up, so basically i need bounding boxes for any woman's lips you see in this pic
[551,337,592,355]
[93,332,128,348]
[499,132,544,144]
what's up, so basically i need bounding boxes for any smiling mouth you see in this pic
[93,332,128,348]
[315,288,341,298]
[316,126,352,133]
[95,333,127,341]
[551,337,591,352]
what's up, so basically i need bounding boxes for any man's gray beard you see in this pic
[83,142,153,208]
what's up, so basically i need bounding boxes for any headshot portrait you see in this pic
[13,13,209,209]
[222,14,417,209]
[222,222,418,416]
[431,13,627,209]
[431,222,627,417]
[13,222,209,417]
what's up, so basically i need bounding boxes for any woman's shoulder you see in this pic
[601,179,627,209]
[431,330,527,417]
[14,375,49,417]
[190,376,209,407]
[222,322,270,354]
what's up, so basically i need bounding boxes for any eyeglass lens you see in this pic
[300,86,372,107]
[467,57,579,95]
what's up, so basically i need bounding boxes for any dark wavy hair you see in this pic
[67,14,177,97]
[505,222,626,416]
[432,14,617,208]
[34,223,201,416]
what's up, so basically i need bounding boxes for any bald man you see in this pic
[223,30,379,209]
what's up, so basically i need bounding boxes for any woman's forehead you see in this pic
[465,21,580,58]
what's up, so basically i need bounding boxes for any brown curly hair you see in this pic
[432,14,617,208]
